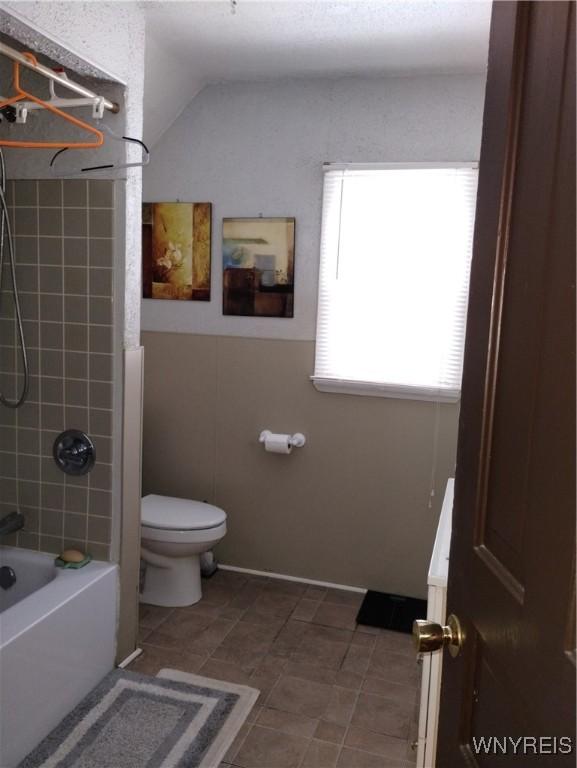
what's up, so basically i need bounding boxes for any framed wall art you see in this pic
[142,202,212,300]
[222,217,295,317]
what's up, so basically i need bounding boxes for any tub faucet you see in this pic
[0,510,25,537]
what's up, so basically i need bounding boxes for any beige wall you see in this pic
[142,331,459,598]
[140,75,481,599]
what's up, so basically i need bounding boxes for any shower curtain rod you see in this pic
[0,41,120,114]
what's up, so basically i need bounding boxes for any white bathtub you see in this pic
[0,546,118,768]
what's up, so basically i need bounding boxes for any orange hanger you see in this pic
[0,52,104,149]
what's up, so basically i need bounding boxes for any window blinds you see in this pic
[313,164,479,401]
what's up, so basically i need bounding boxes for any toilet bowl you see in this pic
[140,494,227,607]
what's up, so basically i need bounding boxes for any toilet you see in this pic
[140,494,227,607]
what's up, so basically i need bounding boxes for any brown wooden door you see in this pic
[437,2,576,765]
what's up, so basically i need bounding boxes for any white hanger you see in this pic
[49,123,150,177]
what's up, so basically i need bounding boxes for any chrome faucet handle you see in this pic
[53,430,96,476]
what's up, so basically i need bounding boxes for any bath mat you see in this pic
[18,668,259,768]
[356,590,427,633]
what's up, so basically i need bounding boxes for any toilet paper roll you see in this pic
[263,433,293,454]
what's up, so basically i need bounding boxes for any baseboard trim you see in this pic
[117,648,143,668]
[218,564,367,594]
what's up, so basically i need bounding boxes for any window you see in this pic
[313,163,479,402]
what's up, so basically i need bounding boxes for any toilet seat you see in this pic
[142,494,226,531]
[141,521,227,544]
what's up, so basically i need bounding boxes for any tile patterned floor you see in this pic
[131,570,421,768]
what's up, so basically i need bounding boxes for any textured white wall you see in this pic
[142,74,486,340]
[1,2,137,83]
[143,32,204,149]
[0,1,145,348]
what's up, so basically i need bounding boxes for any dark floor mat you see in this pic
[356,590,427,633]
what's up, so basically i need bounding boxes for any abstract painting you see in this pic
[222,217,295,317]
[142,202,212,300]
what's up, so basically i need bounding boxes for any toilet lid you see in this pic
[141,494,226,530]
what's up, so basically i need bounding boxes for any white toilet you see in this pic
[140,494,227,607]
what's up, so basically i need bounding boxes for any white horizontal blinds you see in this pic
[314,164,478,399]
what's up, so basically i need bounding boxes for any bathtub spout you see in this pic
[0,511,25,537]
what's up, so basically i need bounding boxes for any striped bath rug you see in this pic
[19,668,259,768]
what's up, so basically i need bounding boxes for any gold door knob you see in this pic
[412,613,464,657]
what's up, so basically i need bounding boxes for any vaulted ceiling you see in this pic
[143,0,492,146]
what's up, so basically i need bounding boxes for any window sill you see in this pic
[311,376,461,403]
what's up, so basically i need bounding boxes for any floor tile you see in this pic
[249,673,279,706]
[282,661,363,692]
[361,677,419,708]
[132,572,422,768]
[212,621,277,671]
[212,645,270,671]
[192,618,239,652]
[148,617,236,653]
[350,692,412,740]
[261,579,307,597]
[220,619,283,647]
[199,658,255,685]
[250,591,300,618]
[341,644,372,676]
[355,624,382,636]
[323,589,364,608]
[345,725,409,761]
[290,636,349,671]
[267,675,334,719]
[210,570,249,591]
[256,706,318,738]
[351,631,377,649]
[138,603,173,630]
[375,630,416,658]
[138,625,152,643]
[181,600,246,622]
[213,620,281,669]
[314,721,346,744]
[227,583,265,610]
[291,598,321,621]
[223,722,251,764]
[148,608,215,640]
[233,725,309,768]
[311,603,359,631]
[367,648,420,688]
[242,605,291,627]
[130,644,206,676]
[337,747,412,768]
[283,661,340,686]
[334,670,364,690]
[246,705,262,724]
[201,582,239,607]
[269,619,308,657]
[305,586,327,600]
[323,686,358,727]
[304,624,354,645]
[252,655,287,679]
[301,739,341,768]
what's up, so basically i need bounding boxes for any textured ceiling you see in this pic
[144,0,492,83]
[0,2,493,149]
[143,0,491,146]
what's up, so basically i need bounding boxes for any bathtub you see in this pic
[0,546,118,768]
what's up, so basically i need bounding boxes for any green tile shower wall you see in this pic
[0,179,114,559]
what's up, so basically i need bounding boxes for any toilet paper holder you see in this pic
[259,430,306,449]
